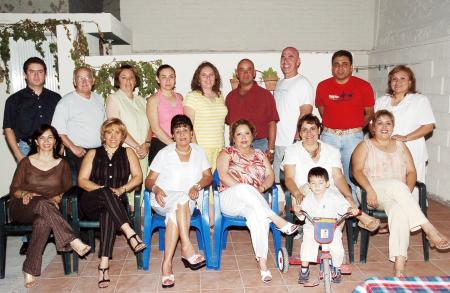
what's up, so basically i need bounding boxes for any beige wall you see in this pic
[0,0,68,13]
[120,0,376,53]
[369,0,450,202]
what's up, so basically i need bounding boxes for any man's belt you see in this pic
[323,127,362,136]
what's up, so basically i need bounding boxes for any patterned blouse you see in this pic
[220,146,267,191]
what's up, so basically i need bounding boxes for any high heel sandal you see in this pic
[161,274,175,288]
[357,218,381,232]
[71,238,91,257]
[127,233,146,253]
[98,265,110,288]
[23,272,37,288]
[181,254,206,270]
[426,233,450,250]
[277,222,299,235]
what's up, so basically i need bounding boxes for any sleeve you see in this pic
[2,95,16,129]
[224,93,232,125]
[281,144,298,167]
[327,145,343,170]
[51,98,69,135]
[295,78,314,106]
[265,91,280,122]
[149,148,165,173]
[374,96,386,112]
[9,159,27,195]
[315,81,325,107]
[362,81,375,107]
[60,160,72,192]
[182,92,198,110]
[416,95,436,125]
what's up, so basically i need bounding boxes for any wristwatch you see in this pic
[268,149,275,154]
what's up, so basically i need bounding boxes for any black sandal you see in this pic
[98,266,110,288]
[127,233,146,253]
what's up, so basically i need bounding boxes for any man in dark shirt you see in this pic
[3,57,61,162]
[3,57,61,255]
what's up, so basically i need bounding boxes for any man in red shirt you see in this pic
[226,59,279,161]
[316,50,375,204]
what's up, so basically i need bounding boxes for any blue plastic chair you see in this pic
[211,170,282,269]
[142,188,214,270]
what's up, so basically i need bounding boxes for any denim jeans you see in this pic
[18,140,31,157]
[252,138,268,152]
[320,131,364,205]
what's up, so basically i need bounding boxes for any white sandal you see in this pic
[277,223,299,235]
[260,270,272,283]
[161,274,175,288]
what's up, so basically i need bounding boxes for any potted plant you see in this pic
[261,67,279,91]
[229,72,239,90]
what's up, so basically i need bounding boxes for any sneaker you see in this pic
[332,267,342,283]
[298,268,310,284]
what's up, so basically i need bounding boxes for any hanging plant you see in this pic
[0,18,91,93]
[94,59,162,98]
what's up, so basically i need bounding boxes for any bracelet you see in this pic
[20,191,28,198]
[145,140,151,144]
[293,190,302,199]
[194,183,202,191]
[122,186,127,193]
[151,185,157,192]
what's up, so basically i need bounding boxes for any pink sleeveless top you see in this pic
[363,139,407,183]
[155,90,183,137]
[220,146,267,191]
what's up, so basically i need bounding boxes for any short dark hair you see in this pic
[29,124,62,159]
[113,64,141,89]
[191,61,222,95]
[23,57,47,73]
[171,114,193,135]
[229,119,257,145]
[332,50,353,65]
[307,167,329,182]
[297,114,323,135]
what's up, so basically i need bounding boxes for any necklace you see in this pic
[175,146,192,155]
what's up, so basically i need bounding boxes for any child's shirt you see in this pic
[300,189,350,229]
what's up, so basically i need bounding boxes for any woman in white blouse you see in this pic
[375,65,435,185]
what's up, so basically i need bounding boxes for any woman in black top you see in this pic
[78,118,145,288]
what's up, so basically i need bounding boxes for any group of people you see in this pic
[3,46,449,289]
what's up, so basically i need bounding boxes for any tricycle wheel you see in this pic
[277,247,289,273]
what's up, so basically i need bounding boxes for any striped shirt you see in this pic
[184,91,227,148]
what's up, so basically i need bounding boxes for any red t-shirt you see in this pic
[315,76,374,129]
[225,82,279,139]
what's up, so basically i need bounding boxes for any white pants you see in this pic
[363,179,428,261]
[151,191,196,226]
[220,183,276,259]
[300,227,345,267]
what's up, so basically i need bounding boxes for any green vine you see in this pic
[0,19,90,93]
[94,59,162,98]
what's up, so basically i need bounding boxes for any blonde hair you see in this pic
[100,118,128,144]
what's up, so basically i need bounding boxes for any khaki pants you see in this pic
[300,227,345,267]
[362,179,428,262]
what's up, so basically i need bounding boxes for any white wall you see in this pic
[120,0,376,53]
[369,0,450,202]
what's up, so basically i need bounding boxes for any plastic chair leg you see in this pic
[346,219,354,263]
[221,229,228,249]
[359,229,370,263]
[88,230,95,253]
[159,228,165,251]
[422,231,429,261]
[0,231,6,279]
[196,229,204,251]
[62,252,71,275]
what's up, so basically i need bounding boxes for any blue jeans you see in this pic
[320,131,364,205]
[18,140,31,157]
[252,138,268,152]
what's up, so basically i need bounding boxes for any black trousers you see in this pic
[79,187,130,258]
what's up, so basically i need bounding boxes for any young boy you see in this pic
[297,167,359,284]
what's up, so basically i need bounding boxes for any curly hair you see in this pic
[29,124,62,159]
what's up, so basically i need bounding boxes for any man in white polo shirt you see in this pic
[52,66,106,184]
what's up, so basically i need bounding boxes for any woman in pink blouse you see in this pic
[216,119,298,284]
[352,110,449,277]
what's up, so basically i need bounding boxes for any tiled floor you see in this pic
[2,199,450,292]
